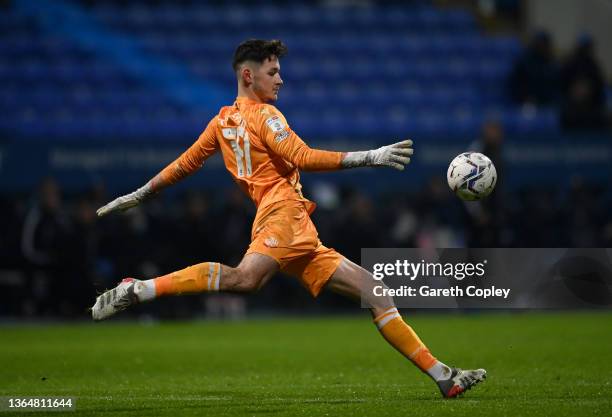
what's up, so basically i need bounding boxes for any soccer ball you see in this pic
[447,152,497,201]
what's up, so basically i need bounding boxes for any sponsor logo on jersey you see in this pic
[221,128,237,140]
[265,115,285,133]
[264,237,279,248]
[274,129,289,143]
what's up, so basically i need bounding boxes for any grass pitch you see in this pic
[1,312,611,416]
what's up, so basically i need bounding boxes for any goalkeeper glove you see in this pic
[341,139,413,170]
[96,181,154,217]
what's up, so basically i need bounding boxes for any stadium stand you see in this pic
[1,0,559,141]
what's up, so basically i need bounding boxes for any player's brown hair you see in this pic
[232,39,288,71]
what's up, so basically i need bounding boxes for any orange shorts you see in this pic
[246,200,343,297]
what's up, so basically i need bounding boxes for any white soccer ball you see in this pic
[447,152,497,201]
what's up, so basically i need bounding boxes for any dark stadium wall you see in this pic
[0,135,610,194]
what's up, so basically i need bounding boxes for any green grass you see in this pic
[1,312,611,416]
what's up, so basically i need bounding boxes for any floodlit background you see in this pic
[1,0,611,318]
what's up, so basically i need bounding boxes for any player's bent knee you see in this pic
[362,278,395,313]
[229,266,264,293]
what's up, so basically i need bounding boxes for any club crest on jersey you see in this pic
[229,112,242,125]
[266,115,285,133]
[274,129,289,143]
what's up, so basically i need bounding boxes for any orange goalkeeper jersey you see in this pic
[157,97,343,211]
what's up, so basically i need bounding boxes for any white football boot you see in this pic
[91,278,139,321]
[437,368,487,398]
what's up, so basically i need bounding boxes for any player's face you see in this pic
[252,56,283,102]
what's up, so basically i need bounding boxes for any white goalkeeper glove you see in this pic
[96,181,154,217]
[341,139,414,170]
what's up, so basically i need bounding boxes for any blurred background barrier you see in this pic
[0,134,610,192]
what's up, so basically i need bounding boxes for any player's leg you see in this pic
[326,257,448,374]
[139,253,278,297]
[326,257,486,398]
[91,253,278,320]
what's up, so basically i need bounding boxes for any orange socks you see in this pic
[374,307,438,373]
[153,262,222,297]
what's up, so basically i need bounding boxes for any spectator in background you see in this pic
[217,188,254,266]
[477,120,504,173]
[508,30,560,106]
[560,34,608,131]
[466,120,508,246]
[174,191,219,267]
[21,178,73,315]
[169,191,220,318]
[565,179,605,247]
[66,197,99,314]
[415,177,463,248]
[331,188,381,262]
[468,120,504,200]
[207,188,252,319]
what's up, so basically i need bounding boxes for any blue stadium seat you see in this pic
[0,2,561,140]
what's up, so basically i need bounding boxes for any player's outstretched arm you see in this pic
[262,106,413,172]
[96,180,156,217]
[341,140,414,171]
[266,123,414,172]
[97,118,218,217]
[96,160,197,217]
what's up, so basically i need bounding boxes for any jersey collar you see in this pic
[235,96,261,106]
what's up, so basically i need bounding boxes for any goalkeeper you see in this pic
[92,39,486,398]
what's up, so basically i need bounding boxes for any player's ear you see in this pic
[240,65,254,86]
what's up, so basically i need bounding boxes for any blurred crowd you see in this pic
[1,151,610,318]
[509,31,610,131]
